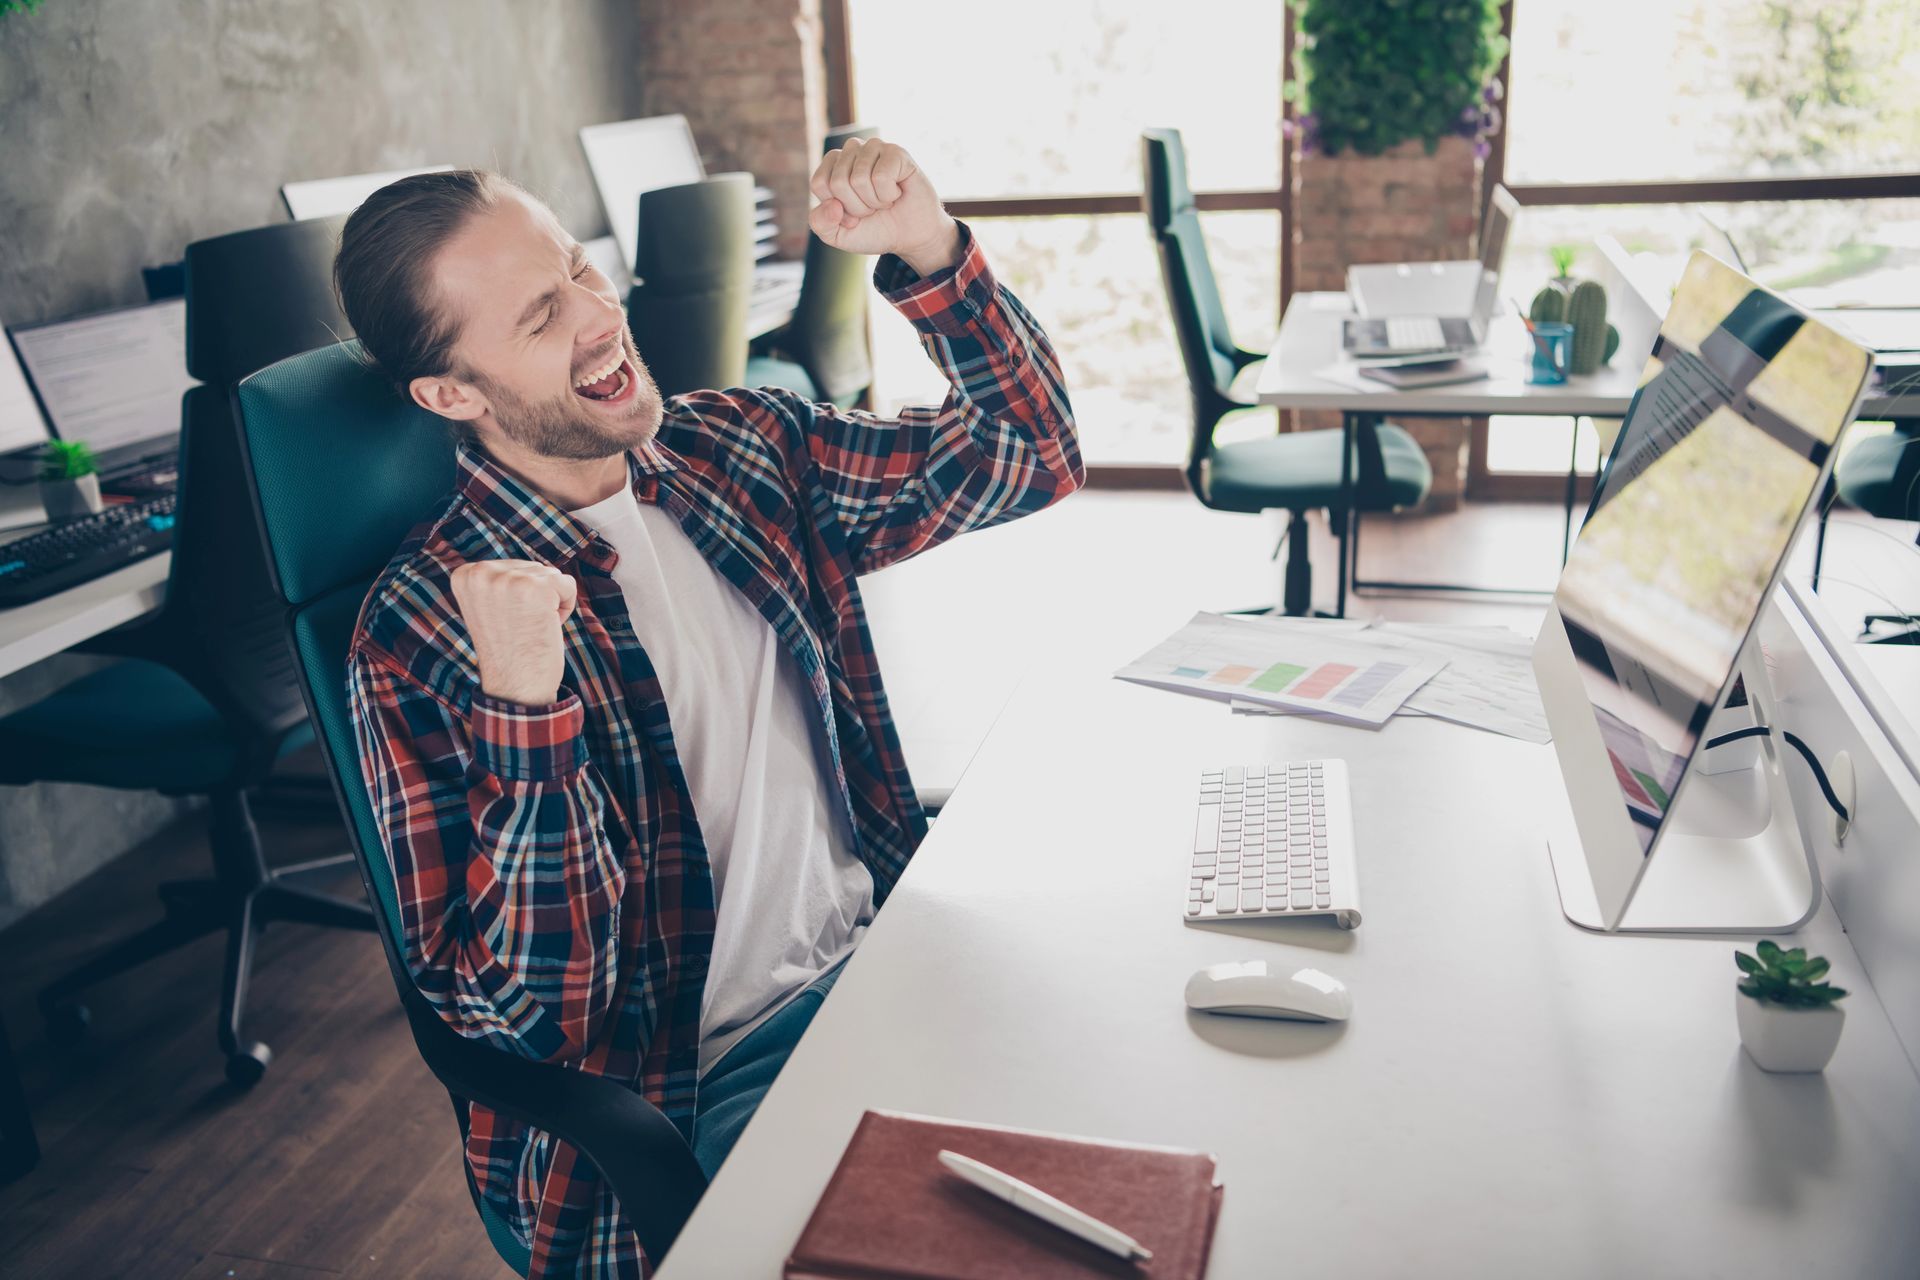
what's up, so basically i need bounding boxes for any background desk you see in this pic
[659,674,1920,1278]
[1255,293,1920,587]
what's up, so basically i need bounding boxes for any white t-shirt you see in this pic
[569,482,875,1074]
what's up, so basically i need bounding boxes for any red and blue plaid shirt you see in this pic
[347,228,1080,1278]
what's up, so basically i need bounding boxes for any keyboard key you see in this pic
[1241,889,1263,911]
[1317,895,1332,908]
[1215,896,1238,914]
[1203,885,1216,902]
[1187,900,1203,916]
[1194,805,1220,853]
[1293,891,1313,909]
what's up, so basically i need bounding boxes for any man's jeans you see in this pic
[691,962,845,1178]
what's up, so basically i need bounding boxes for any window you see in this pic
[844,0,1287,466]
[1507,0,1920,186]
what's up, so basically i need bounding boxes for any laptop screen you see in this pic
[11,298,195,457]
[0,333,49,456]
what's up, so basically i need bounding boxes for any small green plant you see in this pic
[1548,245,1578,280]
[38,439,98,481]
[1736,940,1848,1008]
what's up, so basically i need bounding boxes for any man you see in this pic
[337,136,1081,1278]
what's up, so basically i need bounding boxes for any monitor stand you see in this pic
[1544,642,1823,936]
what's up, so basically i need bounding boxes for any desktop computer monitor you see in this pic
[579,114,706,281]
[0,329,50,457]
[281,166,455,221]
[1533,251,1873,933]
[9,297,196,468]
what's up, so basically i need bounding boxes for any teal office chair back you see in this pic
[1144,128,1255,495]
[1144,128,1241,400]
[234,342,705,1272]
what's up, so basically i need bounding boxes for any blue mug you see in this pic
[1527,322,1572,385]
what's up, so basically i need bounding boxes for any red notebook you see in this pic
[784,1111,1224,1280]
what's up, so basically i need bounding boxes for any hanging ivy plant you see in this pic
[1286,0,1508,157]
[1,0,45,16]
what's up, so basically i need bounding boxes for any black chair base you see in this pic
[37,789,375,1089]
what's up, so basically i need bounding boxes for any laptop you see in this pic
[8,297,194,479]
[1342,185,1517,357]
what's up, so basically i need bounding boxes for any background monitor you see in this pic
[579,114,706,279]
[281,165,455,220]
[1534,251,1873,930]
[10,298,196,459]
[0,331,49,456]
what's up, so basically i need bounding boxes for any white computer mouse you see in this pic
[1184,961,1352,1022]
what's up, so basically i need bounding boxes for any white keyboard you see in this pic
[1184,762,1362,929]
[1386,316,1447,351]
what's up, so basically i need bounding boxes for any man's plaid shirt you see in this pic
[347,229,1081,1277]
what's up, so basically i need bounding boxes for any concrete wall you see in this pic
[0,0,645,928]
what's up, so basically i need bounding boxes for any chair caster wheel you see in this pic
[43,1001,90,1046]
[226,1041,272,1089]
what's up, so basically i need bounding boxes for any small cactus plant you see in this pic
[1567,279,1610,375]
[1548,245,1578,281]
[1603,324,1620,364]
[1529,285,1567,325]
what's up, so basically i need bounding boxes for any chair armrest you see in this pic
[1230,345,1267,372]
[402,993,708,1265]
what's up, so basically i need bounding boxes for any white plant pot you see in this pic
[1736,989,1844,1073]
[40,473,103,520]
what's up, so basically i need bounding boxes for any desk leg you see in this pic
[1562,417,1582,567]
[1345,412,1558,602]
[0,1011,40,1182]
[1336,412,1355,618]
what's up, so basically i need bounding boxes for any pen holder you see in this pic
[1527,323,1572,385]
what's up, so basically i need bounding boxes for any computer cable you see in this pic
[1703,725,1850,825]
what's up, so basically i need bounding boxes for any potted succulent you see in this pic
[1735,940,1848,1073]
[39,440,104,520]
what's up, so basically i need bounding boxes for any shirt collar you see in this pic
[454,437,681,567]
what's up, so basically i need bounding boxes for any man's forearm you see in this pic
[897,215,965,279]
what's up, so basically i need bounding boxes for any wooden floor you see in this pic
[0,490,1908,1277]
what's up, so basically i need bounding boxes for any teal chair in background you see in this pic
[1143,127,1432,616]
[1815,417,1919,642]
[627,173,757,399]
[232,342,707,1273]
[748,124,879,407]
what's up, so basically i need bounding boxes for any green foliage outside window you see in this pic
[1286,0,1508,157]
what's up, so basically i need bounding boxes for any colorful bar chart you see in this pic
[1115,612,1450,726]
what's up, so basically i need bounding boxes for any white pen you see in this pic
[937,1149,1153,1265]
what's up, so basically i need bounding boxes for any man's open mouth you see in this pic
[572,344,638,407]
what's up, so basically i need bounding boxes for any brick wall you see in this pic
[1291,136,1483,511]
[633,0,828,260]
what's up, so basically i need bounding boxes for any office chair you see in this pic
[0,218,376,1090]
[627,173,756,399]
[748,124,879,407]
[1142,128,1431,617]
[1813,418,1920,643]
[233,342,707,1273]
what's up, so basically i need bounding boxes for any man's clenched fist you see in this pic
[450,560,578,708]
[807,136,962,278]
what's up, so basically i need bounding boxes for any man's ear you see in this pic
[409,372,488,423]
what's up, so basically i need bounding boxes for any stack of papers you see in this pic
[1116,613,1550,743]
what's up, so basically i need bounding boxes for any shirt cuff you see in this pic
[469,689,588,784]
[873,221,998,340]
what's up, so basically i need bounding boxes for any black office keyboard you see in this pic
[0,495,176,607]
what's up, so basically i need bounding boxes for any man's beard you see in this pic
[466,343,664,461]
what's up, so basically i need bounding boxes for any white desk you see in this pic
[1254,292,1920,421]
[659,675,1920,1278]
[0,553,170,681]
